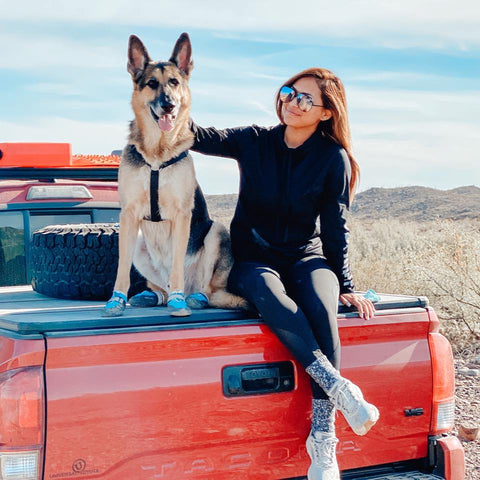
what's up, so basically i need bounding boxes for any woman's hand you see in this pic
[339,293,376,320]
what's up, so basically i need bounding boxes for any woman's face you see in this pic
[281,76,331,129]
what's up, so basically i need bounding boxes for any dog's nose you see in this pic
[162,102,175,114]
[158,92,175,114]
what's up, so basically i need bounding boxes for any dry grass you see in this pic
[348,217,480,355]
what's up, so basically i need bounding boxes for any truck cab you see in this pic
[0,142,120,287]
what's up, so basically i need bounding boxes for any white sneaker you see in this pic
[306,431,340,480]
[327,378,379,436]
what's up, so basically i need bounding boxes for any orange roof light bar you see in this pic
[0,143,120,168]
[0,143,72,167]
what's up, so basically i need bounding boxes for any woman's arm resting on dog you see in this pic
[189,119,255,160]
[318,148,355,295]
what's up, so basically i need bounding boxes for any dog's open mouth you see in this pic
[150,107,176,132]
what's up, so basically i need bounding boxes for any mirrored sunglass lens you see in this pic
[280,86,294,103]
[298,94,313,112]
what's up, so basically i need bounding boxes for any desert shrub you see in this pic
[349,217,480,354]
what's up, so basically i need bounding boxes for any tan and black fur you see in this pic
[113,33,246,310]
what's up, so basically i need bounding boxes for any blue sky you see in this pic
[1,0,479,194]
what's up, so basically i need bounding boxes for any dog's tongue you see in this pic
[158,114,174,132]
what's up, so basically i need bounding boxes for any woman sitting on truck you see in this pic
[190,68,379,480]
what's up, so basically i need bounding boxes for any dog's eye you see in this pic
[168,78,179,87]
[147,79,159,89]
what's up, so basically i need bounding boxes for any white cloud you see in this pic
[0,31,123,70]
[246,100,276,117]
[348,87,480,124]
[191,154,239,195]
[355,133,479,191]
[346,86,480,189]
[0,118,129,154]
[2,0,480,50]
[246,72,287,82]
[25,83,84,96]
[190,79,279,122]
[347,71,449,83]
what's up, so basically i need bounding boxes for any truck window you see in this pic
[0,212,26,286]
[93,209,120,223]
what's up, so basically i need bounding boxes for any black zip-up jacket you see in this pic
[190,121,355,294]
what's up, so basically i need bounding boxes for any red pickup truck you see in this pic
[0,143,465,479]
[0,287,465,479]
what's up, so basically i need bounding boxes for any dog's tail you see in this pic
[209,290,249,310]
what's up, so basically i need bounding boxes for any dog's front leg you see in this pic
[115,207,141,294]
[167,211,192,316]
[102,207,140,317]
[169,211,191,292]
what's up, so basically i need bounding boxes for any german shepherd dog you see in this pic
[103,33,246,317]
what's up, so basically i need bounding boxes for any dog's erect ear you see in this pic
[169,32,193,76]
[127,35,151,80]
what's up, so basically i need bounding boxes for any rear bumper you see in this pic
[341,435,464,480]
[287,472,444,480]
[344,474,443,480]
[286,435,465,480]
[432,436,465,480]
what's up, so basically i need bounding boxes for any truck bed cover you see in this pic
[0,286,428,335]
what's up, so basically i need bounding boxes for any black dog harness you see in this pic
[126,145,188,222]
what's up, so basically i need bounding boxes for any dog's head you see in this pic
[127,33,193,132]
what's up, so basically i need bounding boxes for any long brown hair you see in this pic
[275,68,360,201]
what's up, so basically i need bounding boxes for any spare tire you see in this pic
[30,223,146,300]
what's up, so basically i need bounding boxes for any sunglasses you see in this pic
[279,85,324,112]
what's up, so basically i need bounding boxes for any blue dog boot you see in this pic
[186,292,209,309]
[167,291,191,317]
[102,290,127,317]
[130,290,165,308]
[364,289,381,302]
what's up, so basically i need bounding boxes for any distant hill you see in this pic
[205,186,480,223]
[351,185,480,221]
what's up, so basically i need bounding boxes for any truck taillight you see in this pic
[0,367,44,480]
[428,308,455,435]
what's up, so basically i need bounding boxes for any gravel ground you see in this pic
[454,355,480,480]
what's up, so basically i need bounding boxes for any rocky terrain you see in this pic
[455,357,480,479]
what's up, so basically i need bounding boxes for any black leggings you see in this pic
[228,254,340,400]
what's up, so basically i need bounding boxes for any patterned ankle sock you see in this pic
[305,349,341,392]
[311,398,336,434]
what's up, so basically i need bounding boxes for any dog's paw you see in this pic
[130,290,164,308]
[102,291,127,317]
[186,292,209,309]
[167,291,191,317]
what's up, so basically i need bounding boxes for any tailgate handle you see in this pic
[223,362,294,397]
